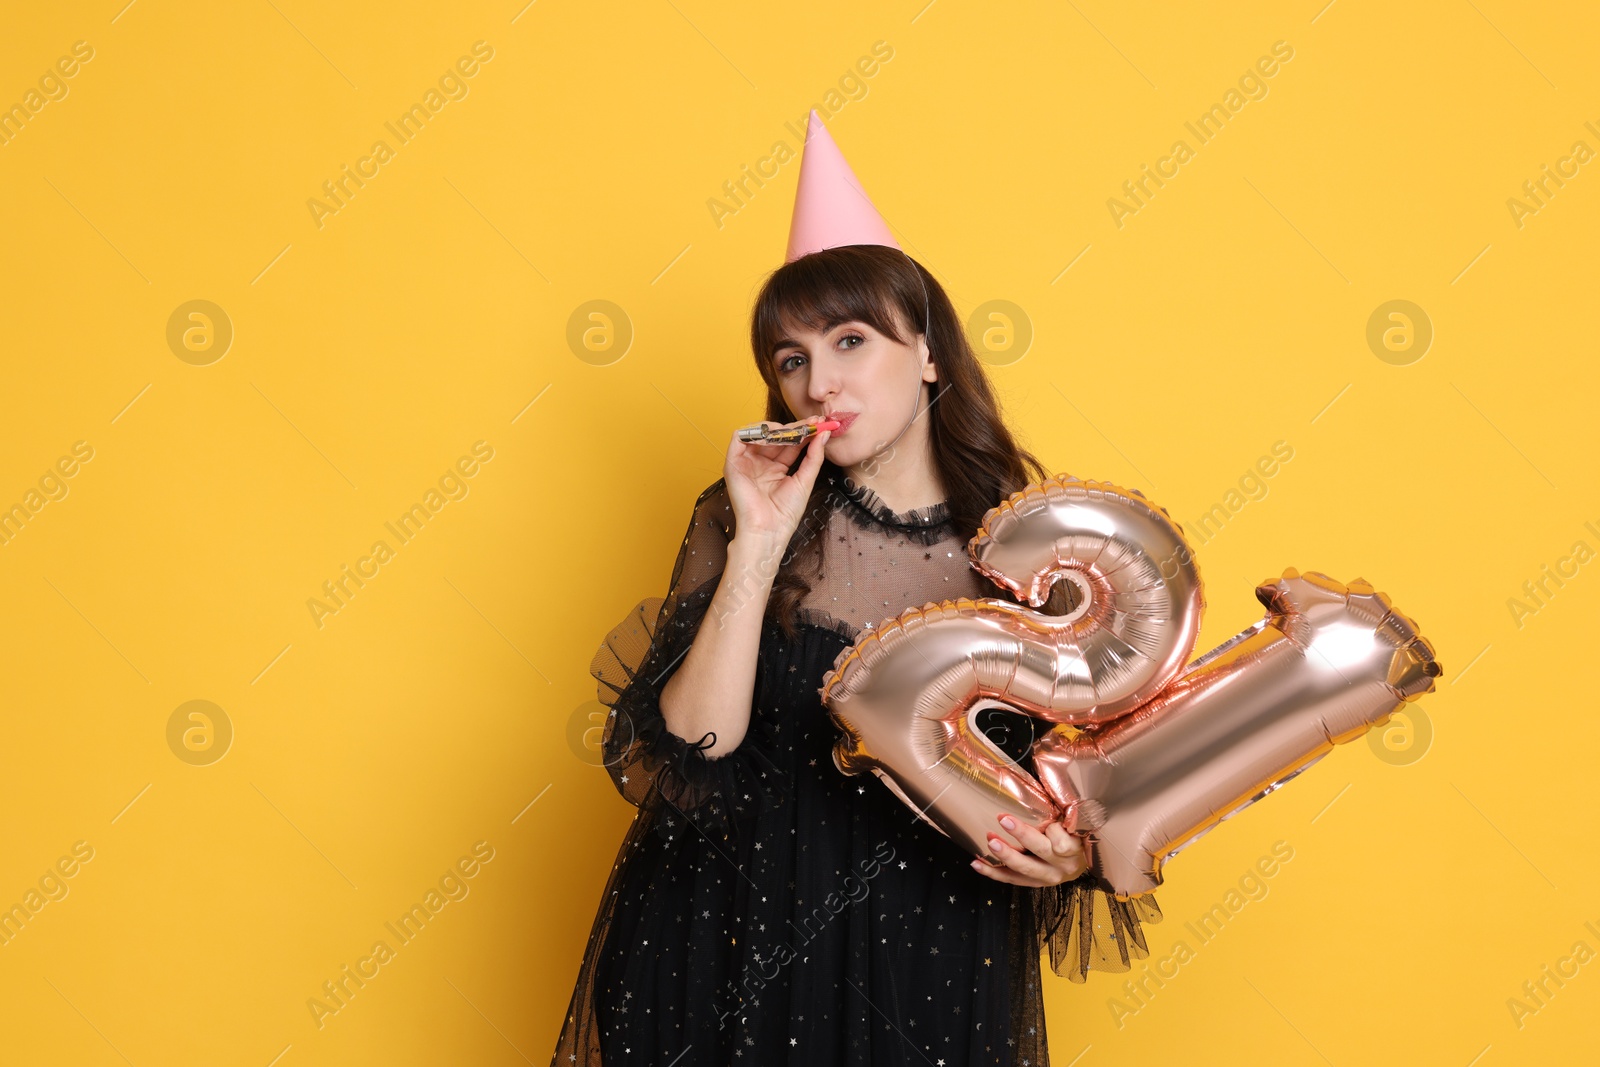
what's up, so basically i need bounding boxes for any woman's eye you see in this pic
[778,334,861,373]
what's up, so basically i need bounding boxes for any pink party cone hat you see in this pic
[785,109,901,263]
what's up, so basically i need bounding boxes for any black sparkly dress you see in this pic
[551,460,1162,1066]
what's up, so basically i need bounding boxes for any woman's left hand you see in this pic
[970,813,1088,887]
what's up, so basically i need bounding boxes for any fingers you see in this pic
[969,857,1039,887]
[975,814,1088,886]
[999,814,1055,857]
[984,828,1059,884]
[795,427,831,485]
[1044,822,1089,879]
[1043,821,1081,859]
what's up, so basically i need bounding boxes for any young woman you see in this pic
[551,244,1162,1066]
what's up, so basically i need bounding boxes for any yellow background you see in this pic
[2,1,1595,1063]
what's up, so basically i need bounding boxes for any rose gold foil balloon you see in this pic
[819,476,1205,865]
[819,474,1444,900]
[1033,568,1442,899]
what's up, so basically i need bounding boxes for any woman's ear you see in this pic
[919,336,937,382]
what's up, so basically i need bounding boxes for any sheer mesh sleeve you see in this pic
[588,478,789,842]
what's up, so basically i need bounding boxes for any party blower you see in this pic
[818,474,1443,900]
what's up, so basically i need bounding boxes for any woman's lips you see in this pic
[826,411,859,435]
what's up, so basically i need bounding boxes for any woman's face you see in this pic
[769,312,939,469]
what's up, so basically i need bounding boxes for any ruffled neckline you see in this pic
[825,463,953,535]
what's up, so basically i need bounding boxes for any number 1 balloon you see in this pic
[818,474,1442,900]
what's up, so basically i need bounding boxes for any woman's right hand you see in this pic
[723,416,833,548]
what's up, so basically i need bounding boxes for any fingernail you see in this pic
[970,859,983,870]
[999,815,1016,830]
[989,836,1005,851]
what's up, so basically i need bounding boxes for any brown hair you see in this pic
[747,244,1056,638]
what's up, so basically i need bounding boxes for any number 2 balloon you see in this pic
[818,474,1442,900]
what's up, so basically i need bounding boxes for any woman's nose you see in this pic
[806,353,841,404]
[808,384,839,407]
